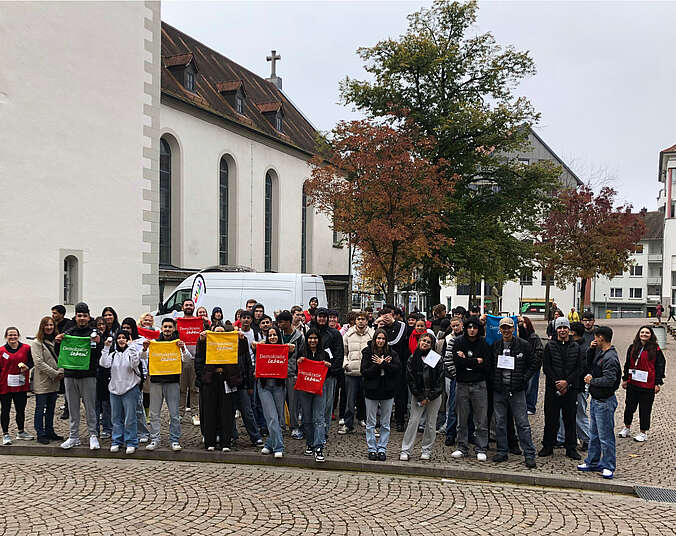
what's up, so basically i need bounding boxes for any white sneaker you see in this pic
[618,427,631,438]
[274,451,283,459]
[139,436,149,443]
[89,435,100,450]
[171,442,182,451]
[145,441,159,451]
[261,447,272,455]
[60,437,80,449]
[207,446,215,451]
[399,452,409,461]
[2,434,12,446]
[222,447,231,452]
[451,450,465,458]
[110,445,120,453]
[634,432,648,442]
[477,452,487,462]
[338,418,345,425]
[16,431,34,440]
[185,407,191,412]
[421,452,431,460]
[359,420,366,427]
[192,415,200,426]
[125,446,136,455]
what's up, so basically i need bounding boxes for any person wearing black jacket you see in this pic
[451,317,491,460]
[399,332,444,461]
[312,308,344,435]
[578,326,622,479]
[296,328,332,462]
[194,324,250,451]
[141,317,193,452]
[55,302,103,450]
[490,318,539,468]
[379,304,411,432]
[539,317,582,460]
[361,329,400,461]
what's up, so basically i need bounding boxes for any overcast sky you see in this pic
[163,0,676,211]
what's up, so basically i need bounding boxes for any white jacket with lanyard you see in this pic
[99,345,142,396]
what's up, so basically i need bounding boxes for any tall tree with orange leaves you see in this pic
[305,120,454,304]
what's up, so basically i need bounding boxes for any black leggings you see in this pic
[623,384,655,431]
[1,392,28,434]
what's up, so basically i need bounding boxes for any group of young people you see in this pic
[0,300,666,477]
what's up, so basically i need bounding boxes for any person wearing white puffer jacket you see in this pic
[339,311,374,435]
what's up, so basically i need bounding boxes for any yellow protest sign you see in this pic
[148,340,182,376]
[206,331,239,365]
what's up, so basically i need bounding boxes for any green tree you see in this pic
[341,0,560,305]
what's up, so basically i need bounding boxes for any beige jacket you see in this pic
[31,338,63,394]
[342,325,374,377]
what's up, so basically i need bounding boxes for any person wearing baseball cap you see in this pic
[539,316,583,460]
[489,317,539,468]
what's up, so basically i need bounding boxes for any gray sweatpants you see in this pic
[400,395,442,456]
[456,380,488,454]
[64,376,97,439]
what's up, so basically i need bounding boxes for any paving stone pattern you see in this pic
[6,319,675,488]
[1,455,675,536]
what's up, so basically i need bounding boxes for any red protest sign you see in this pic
[138,327,160,340]
[255,344,289,379]
[294,358,328,395]
[177,317,203,345]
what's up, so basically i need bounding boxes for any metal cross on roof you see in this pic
[266,50,281,78]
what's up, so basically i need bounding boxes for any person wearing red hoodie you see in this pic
[1,327,34,445]
[618,326,666,443]
[408,318,434,356]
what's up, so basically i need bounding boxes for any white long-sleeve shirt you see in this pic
[99,345,141,396]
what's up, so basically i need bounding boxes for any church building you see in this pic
[0,2,349,334]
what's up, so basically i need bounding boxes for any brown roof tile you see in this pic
[257,102,282,114]
[161,22,318,156]
[642,210,664,240]
[215,80,243,93]
[164,53,195,69]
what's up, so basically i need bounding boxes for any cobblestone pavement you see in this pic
[6,319,674,488]
[1,455,675,536]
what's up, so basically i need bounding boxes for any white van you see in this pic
[154,270,328,321]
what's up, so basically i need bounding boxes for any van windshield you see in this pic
[162,288,192,313]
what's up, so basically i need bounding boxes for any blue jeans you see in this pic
[149,382,181,444]
[526,369,540,413]
[445,378,457,440]
[136,389,149,440]
[557,390,590,444]
[110,385,140,447]
[585,395,618,472]
[252,385,267,432]
[365,397,393,453]
[299,390,326,449]
[258,380,286,453]
[493,390,536,458]
[96,397,112,436]
[232,388,262,443]
[343,375,363,429]
[322,375,338,435]
[34,392,58,440]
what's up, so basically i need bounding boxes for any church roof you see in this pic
[161,22,319,156]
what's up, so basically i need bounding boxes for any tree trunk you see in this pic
[427,270,441,308]
[386,273,396,306]
[544,282,552,321]
[579,278,588,312]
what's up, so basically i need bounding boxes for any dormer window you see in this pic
[185,69,195,92]
[164,53,199,93]
[216,81,247,115]
[257,101,284,132]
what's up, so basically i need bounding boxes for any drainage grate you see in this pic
[634,486,676,503]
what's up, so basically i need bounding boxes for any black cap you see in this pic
[315,307,329,317]
[75,302,90,314]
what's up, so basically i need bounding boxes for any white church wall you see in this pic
[160,102,348,275]
[0,1,159,334]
